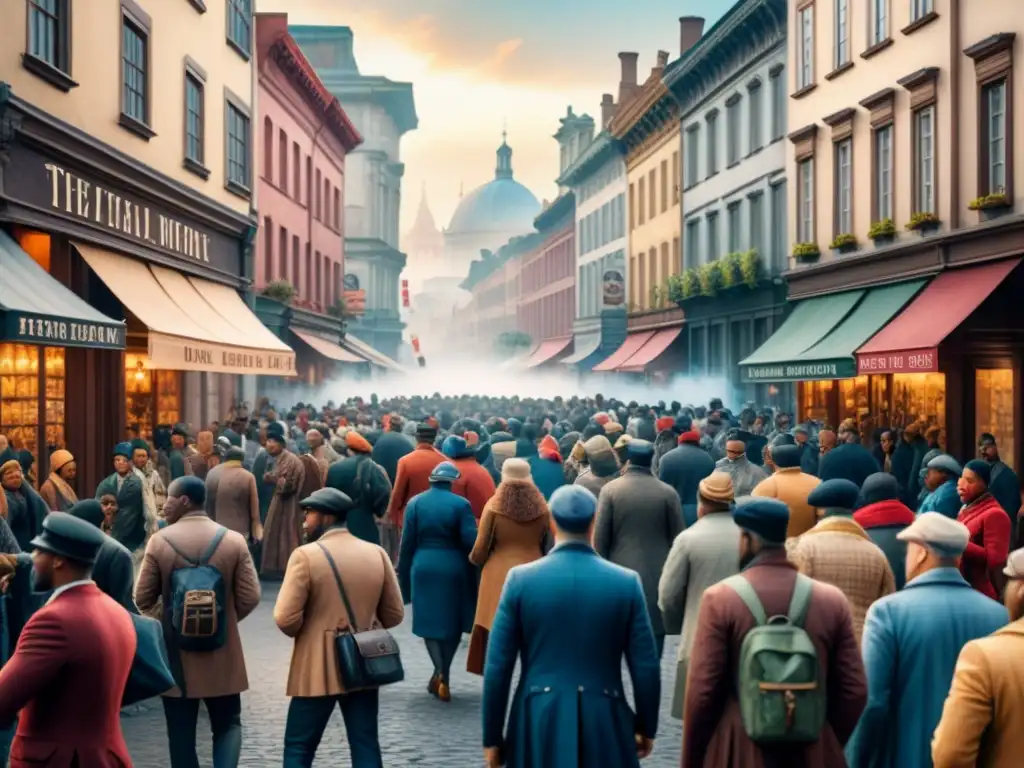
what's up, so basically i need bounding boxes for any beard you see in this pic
[303,525,325,544]
[31,565,53,593]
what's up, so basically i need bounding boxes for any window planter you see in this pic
[792,242,820,264]
[969,193,1012,222]
[867,218,896,247]
[906,212,941,237]
[829,233,859,255]
[871,234,895,247]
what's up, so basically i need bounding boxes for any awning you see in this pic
[617,327,683,372]
[0,230,124,349]
[293,330,367,364]
[857,259,1020,374]
[499,345,537,369]
[340,333,407,373]
[592,330,656,372]
[525,336,573,368]
[560,331,601,365]
[74,242,297,375]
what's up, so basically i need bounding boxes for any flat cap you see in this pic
[549,484,598,534]
[897,512,970,556]
[733,497,790,544]
[698,472,735,504]
[299,487,353,516]
[927,454,962,476]
[1003,547,1024,578]
[30,511,106,565]
[807,479,860,511]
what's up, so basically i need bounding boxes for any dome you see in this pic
[447,133,541,236]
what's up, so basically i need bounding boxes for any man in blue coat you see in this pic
[845,512,1008,768]
[917,454,962,517]
[482,485,660,768]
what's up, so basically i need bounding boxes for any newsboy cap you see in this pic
[626,439,655,467]
[927,454,963,477]
[549,485,598,535]
[1004,547,1024,578]
[733,497,790,544]
[807,479,861,512]
[896,512,970,557]
[299,487,353,517]
[30,511,106,565]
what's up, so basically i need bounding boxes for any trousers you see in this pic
[162,694,242,768]
[282,688,382,768]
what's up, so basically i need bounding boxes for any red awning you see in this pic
[856,258,1020,374]
[592,330,656,372]
[525,336,573,368]
[617,327,683,372]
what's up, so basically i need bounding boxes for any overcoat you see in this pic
[209,462,260,539]
[853,499,916,589]
[324,453,392,545]
[385,443,446,530]
[260,450,306,578]
[95,471,147,554]
[957,493,1011,599]
[750,466,822,538]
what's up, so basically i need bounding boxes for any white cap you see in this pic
[896,512,970,556]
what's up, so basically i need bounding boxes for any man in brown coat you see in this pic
[209,443,263,545]
[274,486,404,767]
[682,497,867,768]
[260,429,306,579]
[385,423,444,532]
[136,475,261,768]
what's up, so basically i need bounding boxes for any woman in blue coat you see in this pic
[398,461,478,702]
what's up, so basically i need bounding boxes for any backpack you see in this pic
[722,573,825,744]
[165,527,228,652]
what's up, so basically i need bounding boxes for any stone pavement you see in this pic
[122,581,684,767]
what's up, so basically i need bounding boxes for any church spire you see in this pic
[495,127,513,181]
[410,182,438,234]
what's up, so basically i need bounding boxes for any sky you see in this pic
[257,0,735,235]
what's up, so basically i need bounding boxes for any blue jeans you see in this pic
[283,689,381,768]
[162,694,242,768]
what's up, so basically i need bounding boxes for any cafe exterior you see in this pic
[0,85,295,490]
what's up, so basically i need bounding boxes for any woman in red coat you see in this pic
[957,459,1011,599]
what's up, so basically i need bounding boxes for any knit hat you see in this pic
[346,431,372,454]
[859,472,900,505]
[0,449,20,478]
[571,441,587,462]
[808,479,861,511]
[604,421,624,437]
[415,423,438,443]
[49,449,75,474]
[113,441,133,459]
[539,435,562,462]
[130,438,150,456]
[964,459,992,486]
[656,416,675,433]
[698,472,735,504]
[442,435,473,460]
[593,412,610,426]
[927,454,962,476]
[171,422,191,438]
[501,458,532,483]
[491,441,516,462]
[627,439,655,467]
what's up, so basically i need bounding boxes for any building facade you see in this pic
[666,0,789,404]
[0,0,295,492]
[461,234,539,354]
[291,25,416,363]
[741,0,1024,468]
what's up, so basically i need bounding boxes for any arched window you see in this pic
[263,116,273,183]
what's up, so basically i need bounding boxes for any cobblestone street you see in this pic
[123,581,684,767]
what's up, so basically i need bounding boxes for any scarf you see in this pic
[46,472,78,508]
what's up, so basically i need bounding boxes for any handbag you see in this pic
[123,613,176,706]
[316,542,404,690]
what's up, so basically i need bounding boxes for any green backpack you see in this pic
[722,573,825,744]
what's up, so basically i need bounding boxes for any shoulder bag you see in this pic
[317,542,404,690]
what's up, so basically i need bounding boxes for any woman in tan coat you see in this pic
[466,457,551,675]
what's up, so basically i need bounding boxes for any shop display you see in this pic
[44,347,65,451]
[126,354,181,439]
[800,380,833,424]
[893,373,946,437]
[976,368,1014,470]
[0,344,40,459]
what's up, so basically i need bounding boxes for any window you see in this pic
[707,212,720,261]
[120,10,150,131]
[184,69,205,170]
[225,97,251,193]
[911,0,933,22]
[660,160,669,213]
[227,0,252,58]
[874,125,893,220]
[797,6,814,90]
[293,144,301,198]
[324,179,331,225]
[685,220,699,268]
[647,247,657,305]
[707,111,719,175]
[278,130,288,192]
[279,227,288,281]
[913,106,935,213]
[26,0,72,81]
[638,182,646,225]
[771,181,787,269]
[672,236,680,272]
[648,169,656,219]
[870,0,888,45]
[262,217,273,283]
[834,138,852,234]
[726,97,741,166]
[749,193,764,256]
[834,0,849,68]
[292,236,300,294]
[334,187,341,228]
[629,183,635,230]
[305,244,312,298]
[660,243,670,291]
[685,126,700,187]
[798,159,815,242]
[727,202,742,253]
[983,80,1007,195]
[672,151,680,204]
[770,69,785,140]
[315,252,322,306]
[748,81,763,153]
[315,169,322,219]
[263,117,273,182]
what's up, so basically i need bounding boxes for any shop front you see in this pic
[595,307,685,382]
[0,89,296,491]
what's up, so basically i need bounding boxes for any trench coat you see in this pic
[259,450,305,579]
[209,462,260,540]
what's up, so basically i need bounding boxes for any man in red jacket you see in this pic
[0,512,136,767]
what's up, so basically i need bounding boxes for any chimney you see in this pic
[618,52,639,105]
[653,50,669,78]
[600,94,616,128]
[679,16,705,55]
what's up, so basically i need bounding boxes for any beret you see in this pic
[549,484,598,534]
[429,461,461,483]
[300,487,353,516]
[964,459,992,486]
[346,431,372,454]
[807,479,860,511]
[442,435,473,459]
[927,454,962,476]
[678,430,701,445]
[733,497,790,544]
[897,512,970,557]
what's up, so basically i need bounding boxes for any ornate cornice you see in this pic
[610,76,669,139]
[858,87,896,110]
[621,92,679,158]
[963,32,1016,61]
[897,66,940,90]
[556,130,625,187]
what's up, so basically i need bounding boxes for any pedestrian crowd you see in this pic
[0,392,1021,767]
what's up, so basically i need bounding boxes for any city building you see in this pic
[402,183,444,296]
[461,234,540,355]
[0,0,295,491]
[253,13,369,386]
[665,0,789,405]
[741,0,1024,467]
[291,25,416,364]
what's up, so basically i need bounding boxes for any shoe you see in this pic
[437,681,451,702]
[427,674,440,697]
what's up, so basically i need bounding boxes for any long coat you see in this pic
[932,617,1024,767]
[371,430,414,484]
[750,467,822,538]
[210,462,260,540]
[853,499,916,589]
[273,526,404,697]
[135,510,261,699]
[398,486,478,639]
[260,450,306,579]
[958,493,1011,599]
[324,453,392,545]
[482,542,661,768]
[95,471,147,554]
[385,443,446,530]
[594,466,685,638]
[450,456,497,520]
[297,453,325,501]
[657,510,740,718]
[1,484,48,553]
[845,567,1009,768]
[657,443,715,527]
[682,550,867,768]
[93,534,138,614]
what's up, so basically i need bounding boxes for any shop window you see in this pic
[0,345,40,463]
[976,368,1014,470]
[800,380,834,424]
[43,348,65,453]
[893,372,946,436]
[125,354,181,439]
[838,376,869,437]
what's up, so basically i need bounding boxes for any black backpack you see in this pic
[165,527,228,652]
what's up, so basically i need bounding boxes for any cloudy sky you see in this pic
[258,0,734,234]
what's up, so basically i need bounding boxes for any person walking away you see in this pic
[714,430,767,497]
[651,415,680,477]
[0,450,48,552]
[384,422,445,560]
[818,426,881,487]
[751,443,822,537]
[846,513,1008,768]
[467,458,551,676]
[594,439,684,659]
[789,479,896,642]
[325,431,392,546]
[260,427,306,580]
[854,472,917,588]
[398,462,477,701]
[95,442,149,575]
[296,442,325,503]
[69,499,137,612]
[519,422,565,500]
[682,497,867,768]
[657,428,714,528]
[918,454,963,517]
[482,485,661,768]
[658,472,739,719]
[0,513,135,767]
[442,435,496,520]
[932,546,1024,766]
[274,487,404,768]
[39,448,77,511]
[184,430,216,481]
[371,414,414,486]
[890,423,929,505]
[957,459,1012,599]
[979,432,1022,533]
[210,442,263,550]
[135,476,261,768]
[574,434,620,497]
[132,438,167,528]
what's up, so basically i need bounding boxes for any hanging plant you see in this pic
[697,261,722,297]
[261,280,297,304]
[739,249,762,287]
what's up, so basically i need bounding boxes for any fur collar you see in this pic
[488,479,548,522]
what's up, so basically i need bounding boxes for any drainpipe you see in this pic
[949,0,961,233]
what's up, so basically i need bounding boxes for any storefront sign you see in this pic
[857,348,938,374]
[4,146,241,275]
[149,333,296,376]
[3,311,125,350]
[743,358,857,382]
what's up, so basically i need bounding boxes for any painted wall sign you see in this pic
[857,348,938,374]
[4,146,241,275]
[3,311,125,350]
[742,358,856,382]
[149,333,296,376]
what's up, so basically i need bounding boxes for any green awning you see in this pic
[740,282,925,383]
[0,230,124,349]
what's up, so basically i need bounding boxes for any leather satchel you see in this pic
[317,542,404,690]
